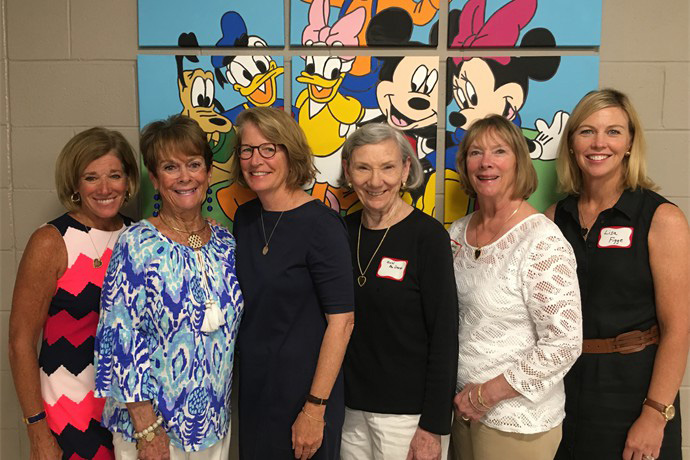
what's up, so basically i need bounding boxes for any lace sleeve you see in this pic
[503,231,582,403]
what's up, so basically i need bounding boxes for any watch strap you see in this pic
[23,411,47,425]
[643,398,672,420]
[306,394,328,406]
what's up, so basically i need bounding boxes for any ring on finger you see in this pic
[461,415,470,421]
[642,456,655,460]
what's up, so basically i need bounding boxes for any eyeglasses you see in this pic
[237,143,280,160]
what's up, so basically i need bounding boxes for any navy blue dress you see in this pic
[234,199,354,459]
[554,189,682,459]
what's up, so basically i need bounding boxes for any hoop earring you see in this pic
[205,187,213,212]
[153,192,161,217]
[70,192,81,204]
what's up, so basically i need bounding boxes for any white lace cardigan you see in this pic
[449,213,582,434]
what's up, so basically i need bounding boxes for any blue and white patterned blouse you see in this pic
[94,220,243,452]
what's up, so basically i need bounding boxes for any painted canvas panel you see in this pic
[448,0,601,48]
[293,52,440,217]
[290,0,441,47]
[138,1,284,47]
[138,52,287,227]
[443,55,600,225]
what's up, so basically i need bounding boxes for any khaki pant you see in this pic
[113,429,231,460]
[450,418,561,460]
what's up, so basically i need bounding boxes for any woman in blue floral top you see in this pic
[94,115,243,460]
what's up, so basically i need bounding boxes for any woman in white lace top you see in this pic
[448,115,583,460]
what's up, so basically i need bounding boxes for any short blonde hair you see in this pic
[556,88,656,194]
[55,127,139,212]
[231,107,316,189]
[140,115,213,177]
[456,115,537,200]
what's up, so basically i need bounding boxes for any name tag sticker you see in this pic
[376,257,408,282]
[598,226,634,248]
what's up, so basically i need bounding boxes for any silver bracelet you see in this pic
[133,415,164,441]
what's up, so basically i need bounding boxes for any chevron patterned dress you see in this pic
[38,213,129,460]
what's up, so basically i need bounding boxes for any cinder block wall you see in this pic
[1,0,688,458]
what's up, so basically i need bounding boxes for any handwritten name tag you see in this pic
[598,226,634,248]
[376,257,408,281]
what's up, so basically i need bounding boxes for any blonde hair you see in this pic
[456,115,537,200]
[55,127,139,212]
[231,107,317,189]
[556,88,656,194]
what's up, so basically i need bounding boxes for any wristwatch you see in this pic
[643,398,675,421]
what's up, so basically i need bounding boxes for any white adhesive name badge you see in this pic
[376,257,408,281]
[598,226,634,248]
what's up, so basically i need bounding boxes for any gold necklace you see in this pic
[473,201,523,259]
[260,208,285,256]
[159,214,207,250]
[86,228,117,268]
[356,221,390,287]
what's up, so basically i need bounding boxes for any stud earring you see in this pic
[206,187,213,212]
[400,180,407,191]
[124,190,131,203]
[569,149,574,155]
[153,192,161,217]
[70,192,81,203]
[625,151,631,157]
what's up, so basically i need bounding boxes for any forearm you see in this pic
[305,313,354,414]
[646,326,689,406]
[126,401,160,433]
[9,337,45,419]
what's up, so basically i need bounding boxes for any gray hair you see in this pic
[340,123,425,190]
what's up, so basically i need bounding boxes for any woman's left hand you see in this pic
[406,426,442,460]
[622,409,665,460]
[291,407,324,459]
[453,383,484,422]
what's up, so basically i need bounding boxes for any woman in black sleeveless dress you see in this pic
[547,89,689,460]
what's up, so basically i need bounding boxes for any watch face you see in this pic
[665,405,676,420]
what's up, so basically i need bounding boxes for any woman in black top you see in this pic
[546,89,690,460]
[340,123,458,460]
[231,107,355,460]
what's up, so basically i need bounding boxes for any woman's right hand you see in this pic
[136,428,171,460]
[28,424,62,460]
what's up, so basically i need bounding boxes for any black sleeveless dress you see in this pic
[553,189,681,459]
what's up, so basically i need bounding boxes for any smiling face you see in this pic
[465,130,517,201]
[150,150,211,217]
[344,138,410,216]
[451,58,524,130]
[75,152,128,226]
[376,55,439,131]
[571,106,632,184]
[238,121,290,197]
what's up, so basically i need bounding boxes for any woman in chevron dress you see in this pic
[9,127,139,460]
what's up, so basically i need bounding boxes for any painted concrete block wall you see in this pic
[1,0,688,458]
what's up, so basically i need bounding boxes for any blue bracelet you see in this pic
[23,411,47,425]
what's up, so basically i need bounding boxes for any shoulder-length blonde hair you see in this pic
[55,127,139,212]
[230,107,316,189]
[556,88,656,194]
[456,114,537,200]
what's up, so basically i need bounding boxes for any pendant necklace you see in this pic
[160,214,207,250]
[260,208,285,256]
[86,227,117,268]
[356,220,390,287]
[577,194,619,240]
[474,201,523,260]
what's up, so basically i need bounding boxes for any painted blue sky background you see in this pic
[139,0,284,47]
[137,55,285,128]
[448,0,601,47]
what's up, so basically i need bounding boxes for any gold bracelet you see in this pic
[467,388,485,413]
[301,408,325,424]
[477,384,492,411]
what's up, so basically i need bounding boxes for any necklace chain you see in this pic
[473,201,523,260]
[260,208,285,256]
[577,194,620,240]
[86,227,118,268]
[356,221,390,287]
[159,213,208,250]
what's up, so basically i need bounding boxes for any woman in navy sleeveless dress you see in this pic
[546,89,689,460]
